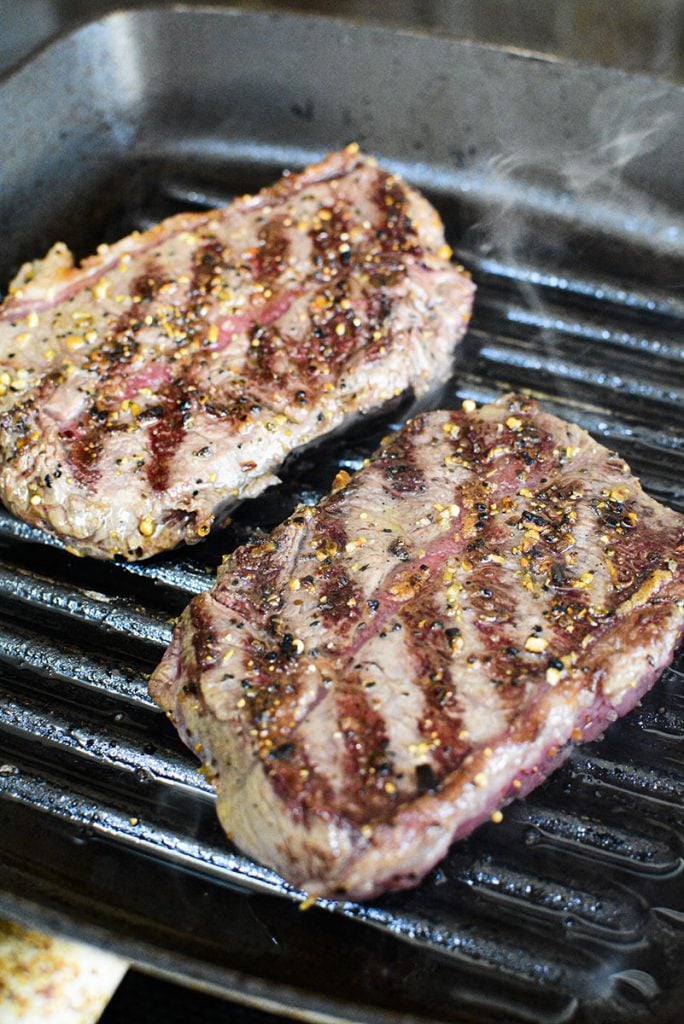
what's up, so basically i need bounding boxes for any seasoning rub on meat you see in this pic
[150,394,684,900]
[0,146,473,559]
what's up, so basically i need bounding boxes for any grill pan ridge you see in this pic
[0,8,683,1024]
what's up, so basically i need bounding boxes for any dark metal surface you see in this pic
[2,1,684,83]
[0,7,683,1023]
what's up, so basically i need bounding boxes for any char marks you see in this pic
[61,262,169,488]
[191,240,225,296]
[146,375,193,492]
[254,218,290,284]
[382,421,427,495]
[149,393,684,897]
[373,174,423,262]
[0,146,474,560]
[0,146,473,561]
[334,681,397,821]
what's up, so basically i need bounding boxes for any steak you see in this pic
[149,393,684,899]
[0,146,473,559]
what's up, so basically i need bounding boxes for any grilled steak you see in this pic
[150,393,684,899]
[0,146,473,559]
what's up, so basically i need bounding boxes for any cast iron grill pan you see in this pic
[0,9,682,1024]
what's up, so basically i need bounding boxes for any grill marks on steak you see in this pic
[149,394,684,897]
[145,375,194,493]
[61,262,176,487]
[0,146,473,559]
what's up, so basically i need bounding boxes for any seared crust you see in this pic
[150,394,684,899]
[0,146,473,559]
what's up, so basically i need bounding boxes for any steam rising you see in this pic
[477,81,682,268]
[455,80,684,411]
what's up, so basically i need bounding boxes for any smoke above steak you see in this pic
[0,146,473,559]
[150,394,684,900]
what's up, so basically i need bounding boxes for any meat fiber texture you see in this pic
[0,146,473,560]
[150,394,684,900]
